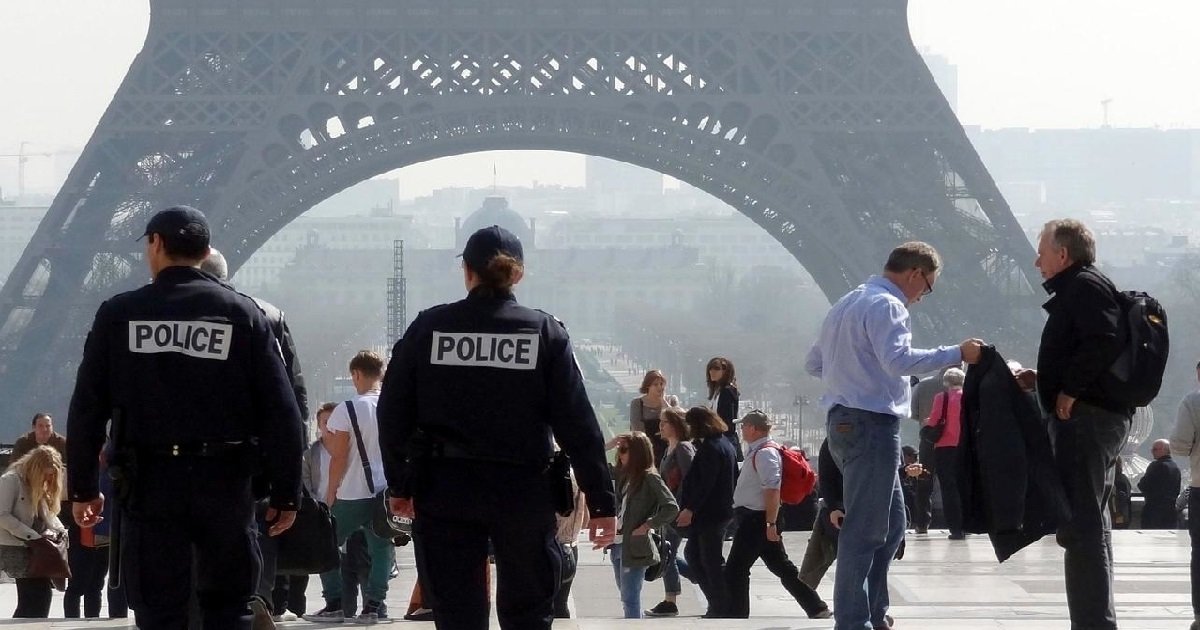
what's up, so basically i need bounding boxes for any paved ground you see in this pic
[0,528,1192,628]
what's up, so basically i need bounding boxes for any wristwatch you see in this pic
[766,522,776,528]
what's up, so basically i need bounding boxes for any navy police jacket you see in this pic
[377,288,617,518]
[66,266,305,511]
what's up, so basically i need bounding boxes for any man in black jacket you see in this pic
[1139,439,1182,529]
[202,248,310,628]
[1026,218,1131,630]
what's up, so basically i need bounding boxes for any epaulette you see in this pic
[534,308,568,330]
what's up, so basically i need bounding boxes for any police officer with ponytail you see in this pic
[67,206,304,629]
[378,225,618,630]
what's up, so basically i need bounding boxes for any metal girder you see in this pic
[0,0,1039,425]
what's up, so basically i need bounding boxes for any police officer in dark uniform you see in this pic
[377,225,618,630]
[67,206,305,629]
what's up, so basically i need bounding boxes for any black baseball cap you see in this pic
[459,225,524,272]
[139,206,210,249]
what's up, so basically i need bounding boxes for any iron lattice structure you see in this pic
[387,239,407,344]
[0,0,1040,420]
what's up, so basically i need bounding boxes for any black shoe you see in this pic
[948,532,966,540]
[645,601,679,617]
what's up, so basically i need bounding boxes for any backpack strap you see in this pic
[749,441,782,473]
[343,400,376,495]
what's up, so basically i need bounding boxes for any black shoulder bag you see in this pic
[275,487,339,575]
[344,400,412,543]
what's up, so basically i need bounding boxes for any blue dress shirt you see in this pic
[805,275,961,418]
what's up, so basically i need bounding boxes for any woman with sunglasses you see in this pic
[705,357,743,461]
[608,432,679,619]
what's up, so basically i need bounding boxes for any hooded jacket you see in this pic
[959,346,1070,562]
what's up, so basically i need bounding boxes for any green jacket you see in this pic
[616,471,680,567]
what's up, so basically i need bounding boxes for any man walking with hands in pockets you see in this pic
[806,242,982,630]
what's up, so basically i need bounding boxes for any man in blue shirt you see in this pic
[805,242,982,630]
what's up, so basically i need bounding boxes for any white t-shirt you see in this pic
[326,391,388,500]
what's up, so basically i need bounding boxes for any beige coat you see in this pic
[0,470,65,547]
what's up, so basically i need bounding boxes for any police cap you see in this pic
[140,205,210,250]
[459,225,524,272]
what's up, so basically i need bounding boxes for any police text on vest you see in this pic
[431,332,539,370]
[129,321,233,360]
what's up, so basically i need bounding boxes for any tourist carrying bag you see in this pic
[344,401,413,542]
[751,442,817,505]
[27,531,70,579]
[275,489,339,575]
[919,390,949,445]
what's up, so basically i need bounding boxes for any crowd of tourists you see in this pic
[2,214,1200,630]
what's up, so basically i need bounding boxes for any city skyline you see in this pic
[1,0,1197,198]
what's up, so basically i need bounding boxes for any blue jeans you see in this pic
[826,406,906,630]
[609,544,647,618]
[661,526,684,596]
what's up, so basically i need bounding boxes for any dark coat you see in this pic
[960,346,1071,562]
[1036,263,1126,414]
[1138,456,1182,528]
[713,385,743,461]
[678,435,736,526]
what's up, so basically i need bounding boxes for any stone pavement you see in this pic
[0,529,1192,629]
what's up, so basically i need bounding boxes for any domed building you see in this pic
[455,196,535,250]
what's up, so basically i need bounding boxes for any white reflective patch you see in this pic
[128,321,233,361]
[430,332,539,370]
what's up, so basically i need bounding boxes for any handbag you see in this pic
[276,489,340,575]
[344,401,412,541]
[919,389,950,445]
[27,532,70,579]
[642,530,673,582]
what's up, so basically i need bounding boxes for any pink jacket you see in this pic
[925,389,963,448]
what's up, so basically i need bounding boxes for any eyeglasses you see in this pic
[920,271,933,297]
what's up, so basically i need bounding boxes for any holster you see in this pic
[548,451,575,517]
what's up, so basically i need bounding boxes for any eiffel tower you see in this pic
[0,0,1040,421]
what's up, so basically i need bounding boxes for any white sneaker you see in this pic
[272,611,299,622]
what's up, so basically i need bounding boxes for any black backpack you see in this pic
[1102,289,1169,407]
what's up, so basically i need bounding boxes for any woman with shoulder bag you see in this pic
[608,432,679,619]
[924,367,966,540]
[645,407,694,617]
[0,445,68,618]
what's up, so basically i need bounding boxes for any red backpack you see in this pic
[751,441,817,505]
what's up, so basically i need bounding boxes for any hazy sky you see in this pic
[1,0,1197,197]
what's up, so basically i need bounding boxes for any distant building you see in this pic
[969,128,1200,210]
[269,196,711,342]
[454,196,535,250]
[921,52,959,113]
[544,213,809,282]
[233,207,430,291]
